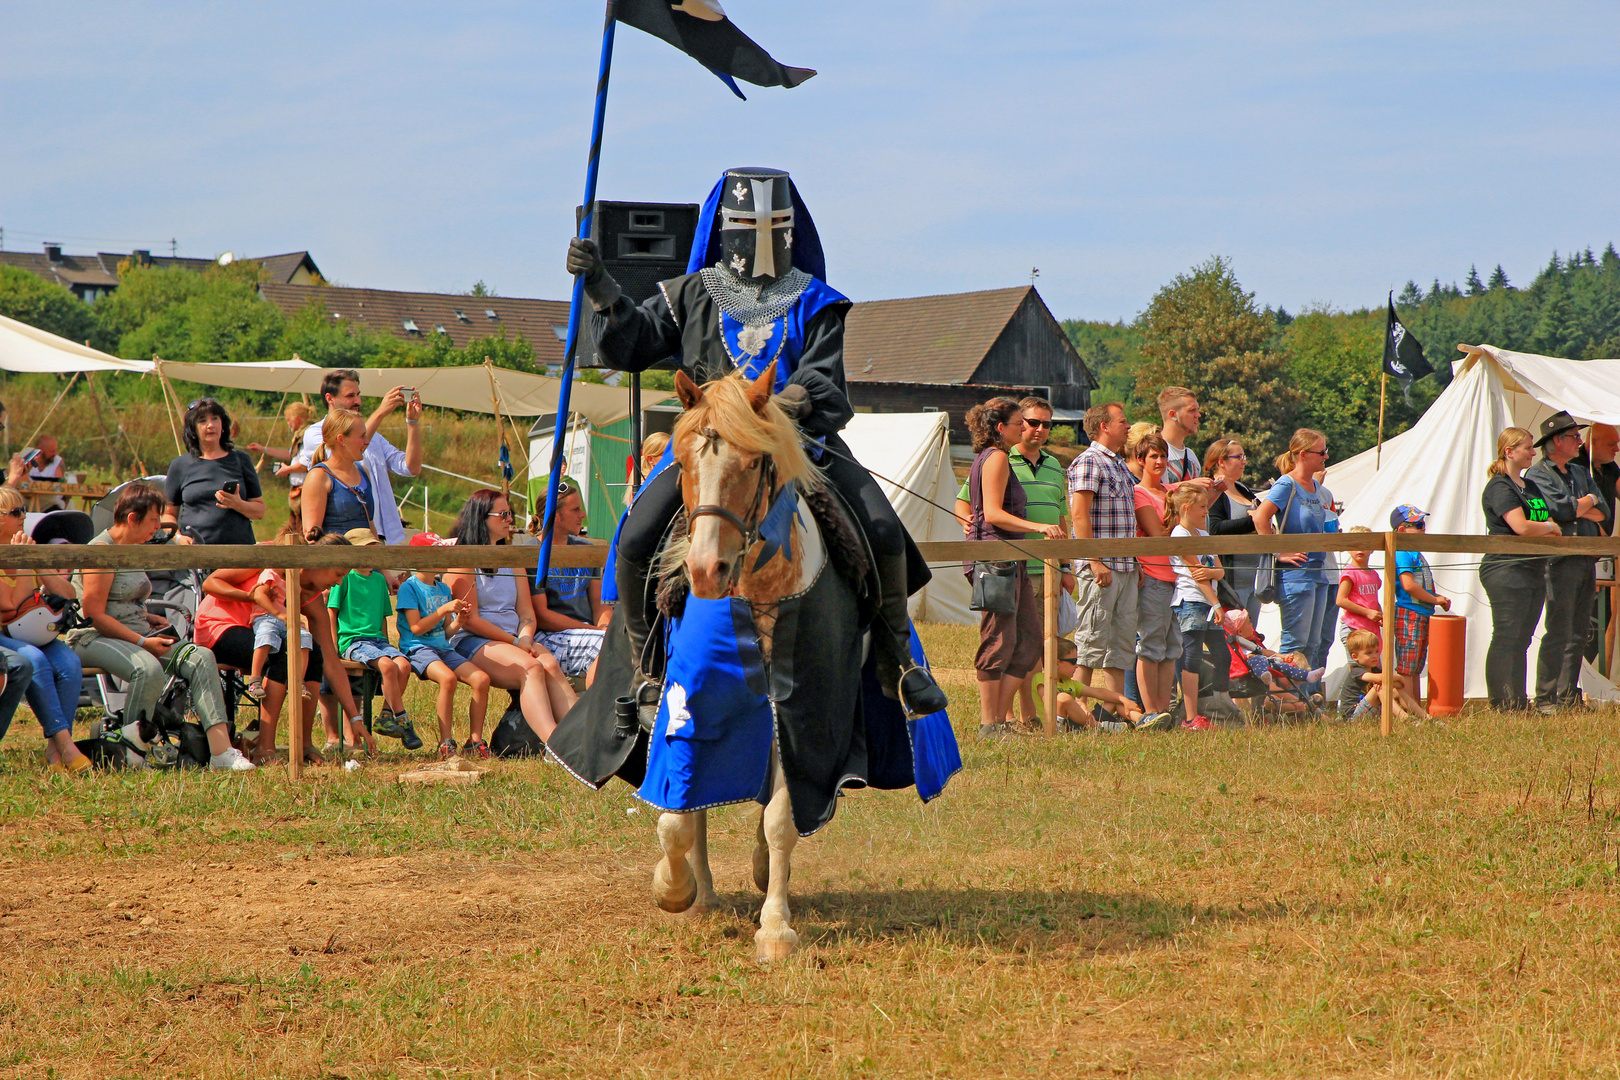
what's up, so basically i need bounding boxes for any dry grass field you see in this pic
[2,622,1620,1078]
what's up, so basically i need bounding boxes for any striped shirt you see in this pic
[1067,443,1138,573]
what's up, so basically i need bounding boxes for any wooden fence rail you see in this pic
[4,533,1614,773]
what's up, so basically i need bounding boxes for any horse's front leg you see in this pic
[653,811,698,913]
[755,747,800,961]
[688,810,721,914]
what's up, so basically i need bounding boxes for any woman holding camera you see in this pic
[164,398,265,545]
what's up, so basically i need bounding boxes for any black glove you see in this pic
[566,238,621,311]
[772,383,811,422]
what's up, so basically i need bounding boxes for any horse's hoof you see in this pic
[751,841,770,894]
[688,885,722,916]
[754,926,799,962]
[652,860,697,914]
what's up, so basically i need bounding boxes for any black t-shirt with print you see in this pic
[1481,473,1550,568]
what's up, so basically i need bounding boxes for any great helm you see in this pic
[718,167,795,282]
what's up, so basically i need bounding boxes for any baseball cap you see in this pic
[343,527,383,547]
[1389,505,1430,529]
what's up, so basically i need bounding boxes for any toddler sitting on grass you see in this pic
[1339,628,1430,723]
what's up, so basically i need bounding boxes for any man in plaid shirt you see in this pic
[1068,402,1138,695]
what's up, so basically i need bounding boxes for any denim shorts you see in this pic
[403,642,468,678]
[1173,600,1217,635]
[453,634,496,660]
[342,638,407,666]
[252,612,311,652]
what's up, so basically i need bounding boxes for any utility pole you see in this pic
[169,238,177,258]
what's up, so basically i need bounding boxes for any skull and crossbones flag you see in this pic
[1383,292,1433,405]
[614,0,816,97]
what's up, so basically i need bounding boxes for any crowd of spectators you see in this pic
[964,388,1616,737]
[0,372,611,772]
[0,369,1614,768]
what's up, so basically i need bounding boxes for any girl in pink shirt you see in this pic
[1335,526,1382,644]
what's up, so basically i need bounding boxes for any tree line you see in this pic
[1063,243,1620,472]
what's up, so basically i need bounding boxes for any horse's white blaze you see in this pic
[686,444,743,599]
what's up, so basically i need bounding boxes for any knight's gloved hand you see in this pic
[566,238,621,311]
[772,384,811,422]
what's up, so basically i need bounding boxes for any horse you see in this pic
[545,359,960,963]
[648,361,830,961]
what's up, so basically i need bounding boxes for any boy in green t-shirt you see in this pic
[327,529,421,751]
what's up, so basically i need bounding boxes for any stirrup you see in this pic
[633,675,663,731]
[897,664,948,719]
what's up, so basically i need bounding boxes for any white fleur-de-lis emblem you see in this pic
[729,253,747,274]
[738,323,771,358]
[783,229,792,249]
[732,181,748,203]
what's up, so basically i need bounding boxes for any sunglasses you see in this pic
[3,508,23,518]
[487,510,515,522]
[1224,452,1246,459]
[1023,419,1054,429]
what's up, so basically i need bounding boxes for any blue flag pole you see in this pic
[538,2,618,588]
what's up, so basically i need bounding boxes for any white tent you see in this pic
[841,411,973,625]
[1325,345,1620,699]
[154,359,669,427]
[0,313,152,374]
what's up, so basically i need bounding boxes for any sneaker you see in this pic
[464,737,491,760]
[373,709,407,739]
[1096,720,1132,734]
[978,722,1014,739]
[1181,715,1215,731]
[397,721,424,751]
[209,747,257,772]
[437,739,459,760]
[1135,711,1176,732]
[244,677,267,701]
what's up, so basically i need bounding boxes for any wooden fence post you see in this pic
[1043,560,1059,736]
[287,567,304,780]
[1381,532,1397,738]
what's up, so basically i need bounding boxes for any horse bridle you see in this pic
[686,426,779,586]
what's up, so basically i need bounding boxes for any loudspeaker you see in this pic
[574,201,699,368]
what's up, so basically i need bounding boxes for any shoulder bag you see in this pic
[1252,482,1298,605]
[966,449,1019,616]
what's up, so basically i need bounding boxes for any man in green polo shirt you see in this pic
[956,396,1074,725]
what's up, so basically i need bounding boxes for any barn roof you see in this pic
[843,285,1035,384]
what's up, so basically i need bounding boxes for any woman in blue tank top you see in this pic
[300,409,376,537]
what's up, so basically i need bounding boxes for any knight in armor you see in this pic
[565,166,948,719]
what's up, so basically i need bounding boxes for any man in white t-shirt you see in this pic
[27,434,66,510]
[1157,386,1225,498]
[293,369,422,544]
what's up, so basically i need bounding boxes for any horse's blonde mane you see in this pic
[673,373,823,492]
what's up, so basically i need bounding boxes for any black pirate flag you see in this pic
[615,0,816,97]
[1383,292,1433,405]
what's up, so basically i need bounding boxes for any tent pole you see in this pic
[20,370,82,453]
[628,372,643,491]
[84,372,121,477]
[485,359,510,505]
[1376,372,1387,470]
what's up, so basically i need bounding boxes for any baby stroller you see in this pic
[1221,613,1329,724]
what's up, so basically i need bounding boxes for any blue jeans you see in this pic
[0,647,34,743]
[1276,573,1332,674]
[0,634,82,738]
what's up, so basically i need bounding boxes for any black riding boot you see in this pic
[615,466,684,722]
[871,546,950,717]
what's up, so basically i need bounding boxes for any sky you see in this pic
[3,2,1618,323]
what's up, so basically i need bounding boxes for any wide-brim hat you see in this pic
[1535,410,1582,448]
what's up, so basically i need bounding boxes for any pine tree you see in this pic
[1466,265,1485,296]
[1488,265,1510,291]
[1397,281,1424,307]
